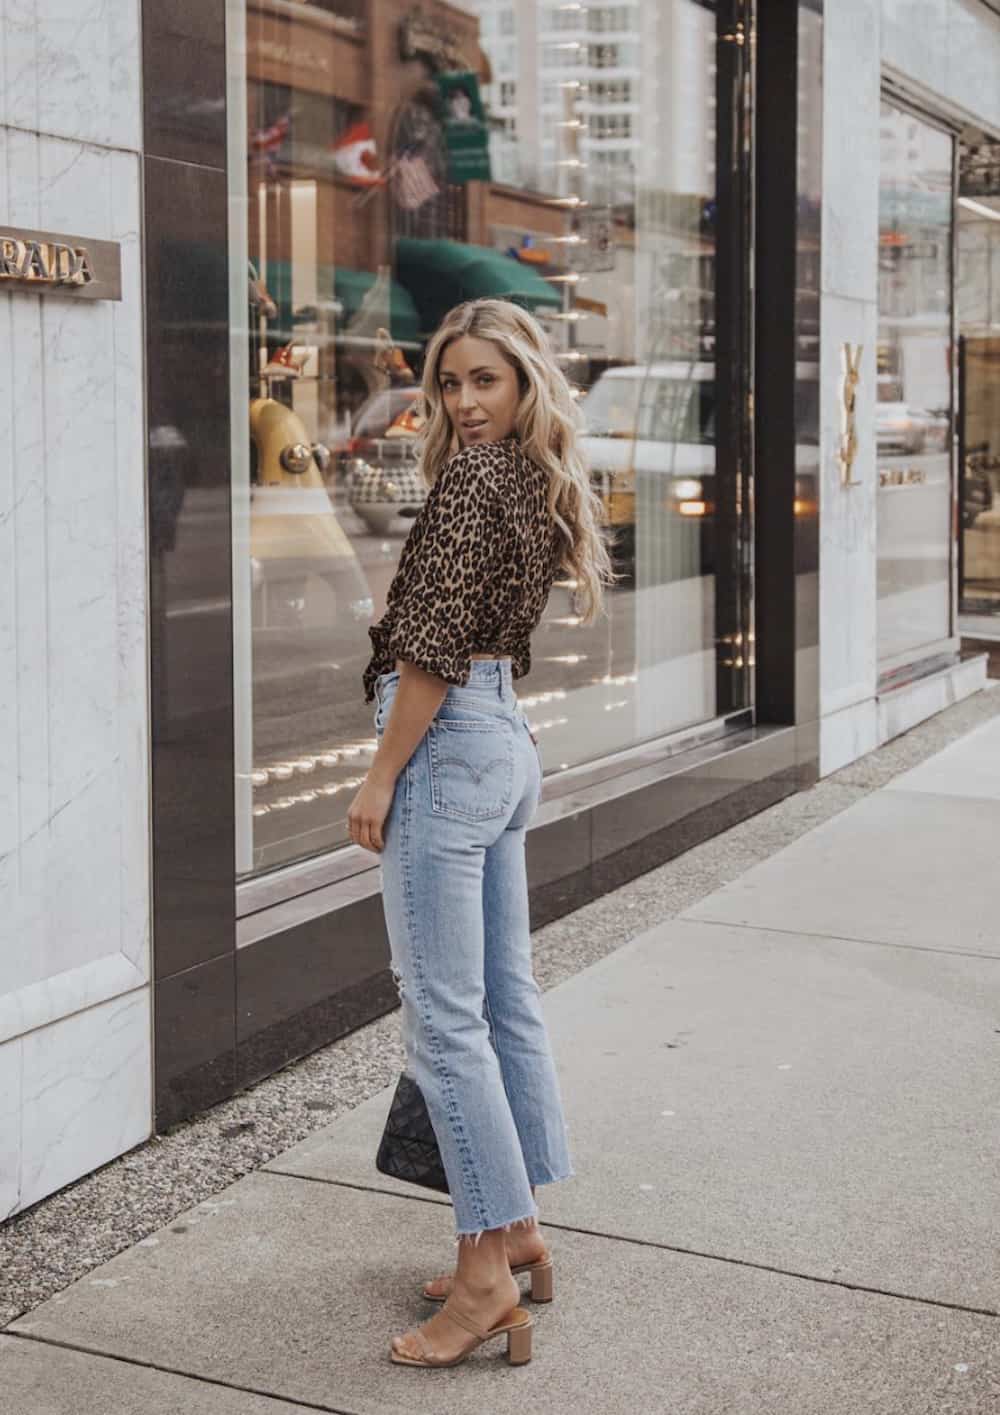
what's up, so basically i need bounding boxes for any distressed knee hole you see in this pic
[390,963,406,1002]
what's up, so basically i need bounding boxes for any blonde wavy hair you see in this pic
[415,298,614,623]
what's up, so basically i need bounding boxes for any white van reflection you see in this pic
[581,361,716,486]
[580,361,819,583]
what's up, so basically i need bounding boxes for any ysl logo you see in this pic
[839,343,863,486]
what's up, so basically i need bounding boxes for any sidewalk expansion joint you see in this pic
[681,916,1000,964]
[4,1329,363,1415]
[258,1170,1000,1322]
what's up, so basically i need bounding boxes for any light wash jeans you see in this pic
[374,659,574,1240]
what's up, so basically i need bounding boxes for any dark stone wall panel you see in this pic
[142,0,228,168]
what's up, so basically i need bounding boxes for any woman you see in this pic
[348,298,612,1369]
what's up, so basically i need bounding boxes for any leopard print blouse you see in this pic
[362,436,562,701]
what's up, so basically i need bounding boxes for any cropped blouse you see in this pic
[362,436,562,702]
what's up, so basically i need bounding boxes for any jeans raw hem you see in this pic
[453,1207,540,1248]
[528,1167,575,1188]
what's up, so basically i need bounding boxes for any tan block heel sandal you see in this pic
[389,1301,534,1368]
[421,1254,554,1304]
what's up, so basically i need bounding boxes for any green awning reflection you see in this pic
[331,267,422,344]
[261,261,422,345]
[395,238,563,336]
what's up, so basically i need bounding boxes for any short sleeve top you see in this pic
[362,436,561,701]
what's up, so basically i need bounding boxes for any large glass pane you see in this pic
[956,138,1000,624]
[230,0,752,876]
[877,100,954,665]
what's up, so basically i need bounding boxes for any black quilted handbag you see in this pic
[375,1072,450,1194]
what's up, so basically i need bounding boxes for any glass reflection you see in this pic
[877,100,954,664]
[956,141,1000,622]
[231,0,748,874]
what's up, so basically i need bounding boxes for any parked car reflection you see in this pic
[876,401,950,455]
[580,361,818,583]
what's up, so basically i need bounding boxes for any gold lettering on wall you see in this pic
[839,342,863,487]
[0,238,95,287]
[0,225,119,300]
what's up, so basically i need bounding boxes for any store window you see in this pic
[956,136,1000,626]
[229,0,753,878]
[877,100,955,665]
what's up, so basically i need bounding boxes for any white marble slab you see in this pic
[822,0,880,303]
[1,131,148,999]
[947,0,1000,132]
[108,147,148,975]
[878,655,986,744]
[881,0,951,93]
[881,0,1000,132]
[0,0,141,152]
[0,1038,22,1220]
[819,294,878,727]
[0,128,149,1224]
[820,696,879,777]
[0,953,145,1047]
[19,987,151,1212]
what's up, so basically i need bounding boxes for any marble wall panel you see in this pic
[946,0,1000,132]
[817,0,999,777]
[882,0,1000,131]
[878,654,987,742]
[0,0,141,150]
[818,3,879,762]
[881,0,952,93]
[19,988,151,1212]
[822,0,880,304]
[0,1039,22,1220]
[0,0,147,1217]
[0,132,149,1016]
[819,294,879,720]
[820,698,881,777]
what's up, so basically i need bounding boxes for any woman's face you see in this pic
[438,335,522,448]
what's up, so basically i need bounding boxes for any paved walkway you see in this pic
[4,713,1000,1412]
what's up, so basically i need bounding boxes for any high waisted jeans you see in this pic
[373,659,574,1240]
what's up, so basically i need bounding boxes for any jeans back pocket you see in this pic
[427,719,515,822]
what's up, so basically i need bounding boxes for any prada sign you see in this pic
[0,225,121,301]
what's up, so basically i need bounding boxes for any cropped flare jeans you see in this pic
[373,659,574,1240]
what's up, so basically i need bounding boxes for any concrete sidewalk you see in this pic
[4,714,1000,1412]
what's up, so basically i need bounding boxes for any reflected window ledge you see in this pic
[236,707,754,929]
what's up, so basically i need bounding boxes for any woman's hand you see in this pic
[347,769,397,853]
[350,662,448,852]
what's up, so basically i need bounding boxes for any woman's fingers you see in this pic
[352,810,382,853]
[347,780,391,853]
[347,801,364,849]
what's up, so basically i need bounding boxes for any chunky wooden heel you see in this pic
[529,1258,554,1303]
[506,1317,533,1365]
